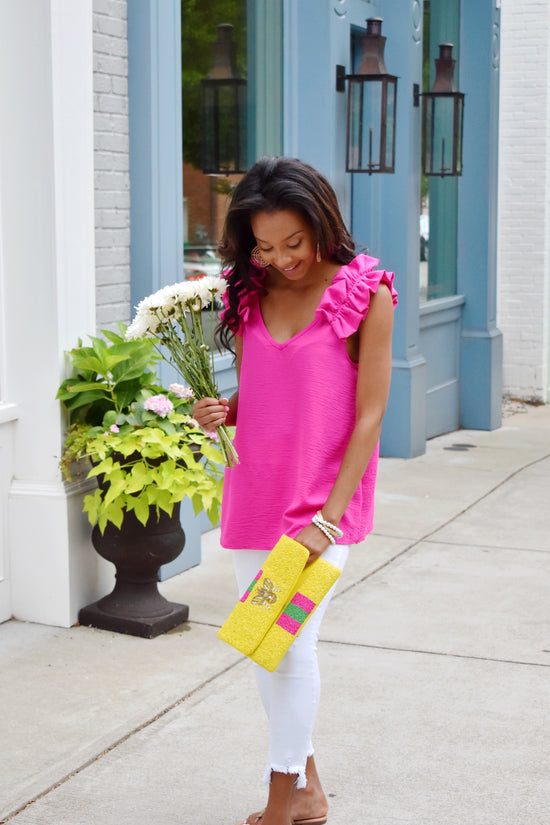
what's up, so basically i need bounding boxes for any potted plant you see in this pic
[57,325,224,637]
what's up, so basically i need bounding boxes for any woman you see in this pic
[193,156,397,825]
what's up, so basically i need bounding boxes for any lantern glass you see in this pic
[384,78,396,169]
[346,75,396,173]
[201,78,246,175]
[422,91,464,177]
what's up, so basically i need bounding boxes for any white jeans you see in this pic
[232,544,349,788]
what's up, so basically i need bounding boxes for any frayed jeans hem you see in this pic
[263,763,308,790]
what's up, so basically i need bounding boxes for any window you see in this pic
[420,0,460,302]
[182,0,247,271]
[181,0,283,279]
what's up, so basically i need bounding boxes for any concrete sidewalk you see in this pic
[1,405,549,825]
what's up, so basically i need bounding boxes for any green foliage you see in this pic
[56,324,160,426]
[57,325,225,534]
[81,422,224,535]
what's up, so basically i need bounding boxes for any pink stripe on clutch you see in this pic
[292,592,316,613]
[276,613,301,635]
[240,569,263,602]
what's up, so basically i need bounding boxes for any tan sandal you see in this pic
[293,818,327,825]
[238,810,327,825]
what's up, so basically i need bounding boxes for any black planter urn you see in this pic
[78,502,189,638]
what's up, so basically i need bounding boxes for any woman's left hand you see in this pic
[294,524,332,565]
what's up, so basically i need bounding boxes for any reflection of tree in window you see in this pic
[181,0,246,252]
[420,0,460,302]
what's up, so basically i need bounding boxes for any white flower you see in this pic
[124,276,237,467]
[169,383,194,399]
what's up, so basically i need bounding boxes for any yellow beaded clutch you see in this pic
[251,557,341,672]
[217,536,309,656]
[217,535,341,671]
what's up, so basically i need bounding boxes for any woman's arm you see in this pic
[295,284,395,561]
[192,336,242,430]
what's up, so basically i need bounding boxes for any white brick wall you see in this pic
[498,0,550,402]
[93,0,130,332]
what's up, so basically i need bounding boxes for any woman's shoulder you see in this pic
[316,254,398,340]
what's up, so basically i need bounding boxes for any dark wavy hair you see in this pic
[217,156,356,351]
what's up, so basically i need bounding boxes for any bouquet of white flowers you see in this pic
[126,277,238,468]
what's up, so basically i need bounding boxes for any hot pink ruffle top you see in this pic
[220,254,398,550]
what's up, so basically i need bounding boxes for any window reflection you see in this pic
[420,0,460,302]
[181,0,247,279]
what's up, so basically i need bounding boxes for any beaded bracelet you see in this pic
[312,519,336,544]
[312,511,343,543]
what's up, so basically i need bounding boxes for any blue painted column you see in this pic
[375,1,427,457]
[283,0,426,457]
[127,0,183,322]
[128,0,203,575]
[457,0,503,429]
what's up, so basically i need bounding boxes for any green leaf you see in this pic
[103,471,126,505]
[157,460,177,488]
[155,488,174,515]
[69,353,108,374]
[101,329,125,345]
[125,462,148,493]
[102,410,118,427]
[134,496,150,526]
[60,390,109,411]
[156,419,177,435]
[83,488,102,525]
[87,457,114,477]
[100,501,124,532]
[62,380,111,394]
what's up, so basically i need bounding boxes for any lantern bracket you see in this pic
[336,64,346,93]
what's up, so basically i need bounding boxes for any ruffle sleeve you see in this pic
[316,254,398,340]
[220,282,261,337]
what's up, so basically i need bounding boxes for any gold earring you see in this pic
[316,243,322,263]
[250,246,268,269]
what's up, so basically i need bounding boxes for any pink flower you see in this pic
[109,424,120,433]
[169,383,195,400]
[143,394,174,418]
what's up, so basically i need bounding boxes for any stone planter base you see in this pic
[78,502,189,638]
[79,594,188,639]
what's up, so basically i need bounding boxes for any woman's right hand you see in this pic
[192,397,230,433]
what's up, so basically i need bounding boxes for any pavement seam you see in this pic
[318,638,550,669]
[422,537,550,554]
[0,657,244,824]
[333,451,550,601]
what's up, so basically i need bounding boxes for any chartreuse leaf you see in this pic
[103,469,126,506]
[98,501,124,533]
[157,460,177,488]
[88,457,114,477]
[199,441,224,465]
[134,496,150,526]
[83,488,102,526]
[125,462,148,494]
[154,488,174,515]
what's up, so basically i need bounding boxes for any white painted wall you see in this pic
[498,0,550,402]
[93,0,131,331]
[0,0,112,626]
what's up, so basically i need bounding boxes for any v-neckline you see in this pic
[257,308,319,347]
[257,264,343,345]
